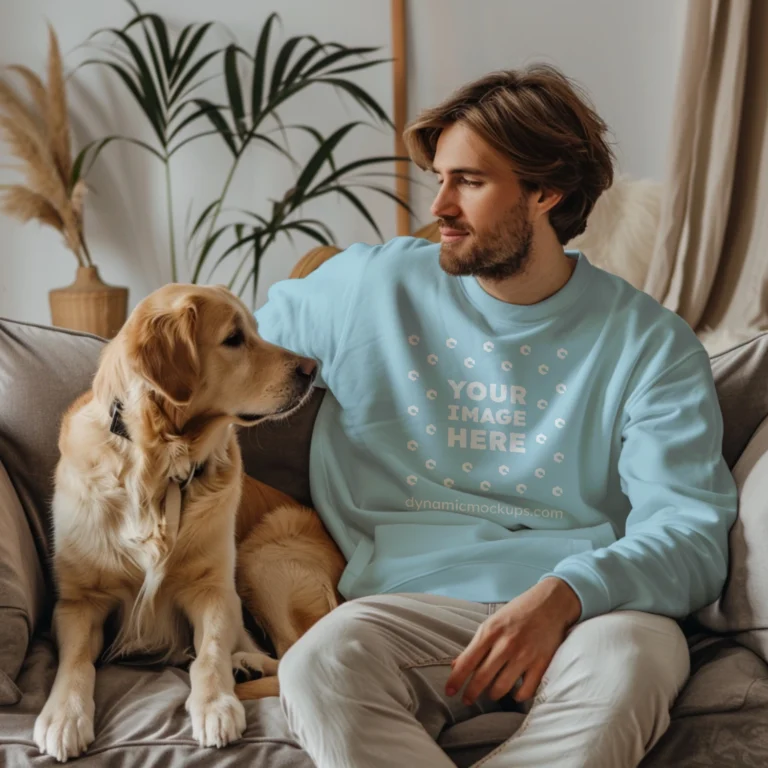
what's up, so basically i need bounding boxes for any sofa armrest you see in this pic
[287,223,442,280]
[0,459,46,704]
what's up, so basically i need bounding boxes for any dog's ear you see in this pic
[134,299,200,406]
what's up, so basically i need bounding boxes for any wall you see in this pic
[0,0,686,325]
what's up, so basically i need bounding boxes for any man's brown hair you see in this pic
[403,65,615,244]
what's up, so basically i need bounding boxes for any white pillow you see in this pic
[569,174,662,290]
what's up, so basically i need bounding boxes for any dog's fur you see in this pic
[232,475,346,699]
[34,283,342,761]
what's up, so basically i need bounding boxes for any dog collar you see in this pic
[109,398,206,489]
[109,399,131,440]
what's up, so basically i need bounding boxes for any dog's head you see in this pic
[120,283,315,426]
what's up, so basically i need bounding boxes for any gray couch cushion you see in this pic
[697,415,768,660]
[642,639,768,766]
[2,637,315,767]
[710,331,768,468]
[239,389,324,509]
[0,460,45,704]
[0,319,105,585]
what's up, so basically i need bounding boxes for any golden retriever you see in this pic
[34,283,342,761]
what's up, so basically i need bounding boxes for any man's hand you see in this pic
[445,577,581,705]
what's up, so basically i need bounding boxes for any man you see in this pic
[254,65,737,767]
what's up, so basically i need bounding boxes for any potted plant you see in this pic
[0,26,128,339]
[85,2,411,304]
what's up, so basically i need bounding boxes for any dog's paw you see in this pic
[186,692,246,748]
[232,650,279,684]
[34,697,95,762]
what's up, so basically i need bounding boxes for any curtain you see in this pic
[645,0,768,336]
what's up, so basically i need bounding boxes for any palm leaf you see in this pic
[245,130,296,165]
[228,240,258,290]
[313,184,384,240]
[323,58,393,76]
[223,45,246,139]
[104,27,166,145]
[344,181,416,217]
[282,124,336,172]
[191,223,232,282]
[168,45,220,104]
[167,98,219,142]
[192,99,238,155]
[124,6,169,107]
[282,39,334,88]
[251,13,278,122]
[171,72,222,107]
[293,122,361,201]
[169,23,194,79]
[188,197,222,243]
[316,77,392,126]
[304,46,379,77]
[167,129,223,157]
[232,209,270,227]
[170,23,214,88]
[71,135,164,190]
[124,4,173,75]
[268,35,305,101]
[312,155,405,193]
[207,227,264,279]
[85,57,165,147]
[280,216,336,242]
[279,221,330,246]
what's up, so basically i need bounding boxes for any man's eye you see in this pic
[223,329,245,347]
[460,177,481,187]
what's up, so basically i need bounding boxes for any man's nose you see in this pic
[430,185,460,219]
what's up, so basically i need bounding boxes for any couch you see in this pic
[2,312,768,767]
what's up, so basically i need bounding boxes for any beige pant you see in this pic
[278,593,690,767]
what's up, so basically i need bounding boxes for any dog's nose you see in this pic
[296,358,317,379]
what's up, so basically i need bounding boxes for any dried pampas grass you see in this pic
[0,26,91,266]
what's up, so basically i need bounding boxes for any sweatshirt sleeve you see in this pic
[545,350,738,622]
[254,243,370,388]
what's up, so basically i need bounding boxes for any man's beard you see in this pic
[438,196,533,280]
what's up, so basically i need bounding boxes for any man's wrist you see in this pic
[541,576,582,626]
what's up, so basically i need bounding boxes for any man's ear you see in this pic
[132,300,200,406]
[535,187,564,216]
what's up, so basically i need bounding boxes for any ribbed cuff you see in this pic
[540,563,613,622]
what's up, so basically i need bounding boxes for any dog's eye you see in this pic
[223,329,245,348]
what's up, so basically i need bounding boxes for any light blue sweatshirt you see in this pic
[255,237,738,621]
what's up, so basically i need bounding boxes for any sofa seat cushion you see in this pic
[1,635,767,766]
[2,637,314,767]
[642,639,768,766]
[439,711,525,767]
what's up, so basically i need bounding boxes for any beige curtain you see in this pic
[645,0,768,335]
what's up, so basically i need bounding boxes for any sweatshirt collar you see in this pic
[457,250,593,326]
